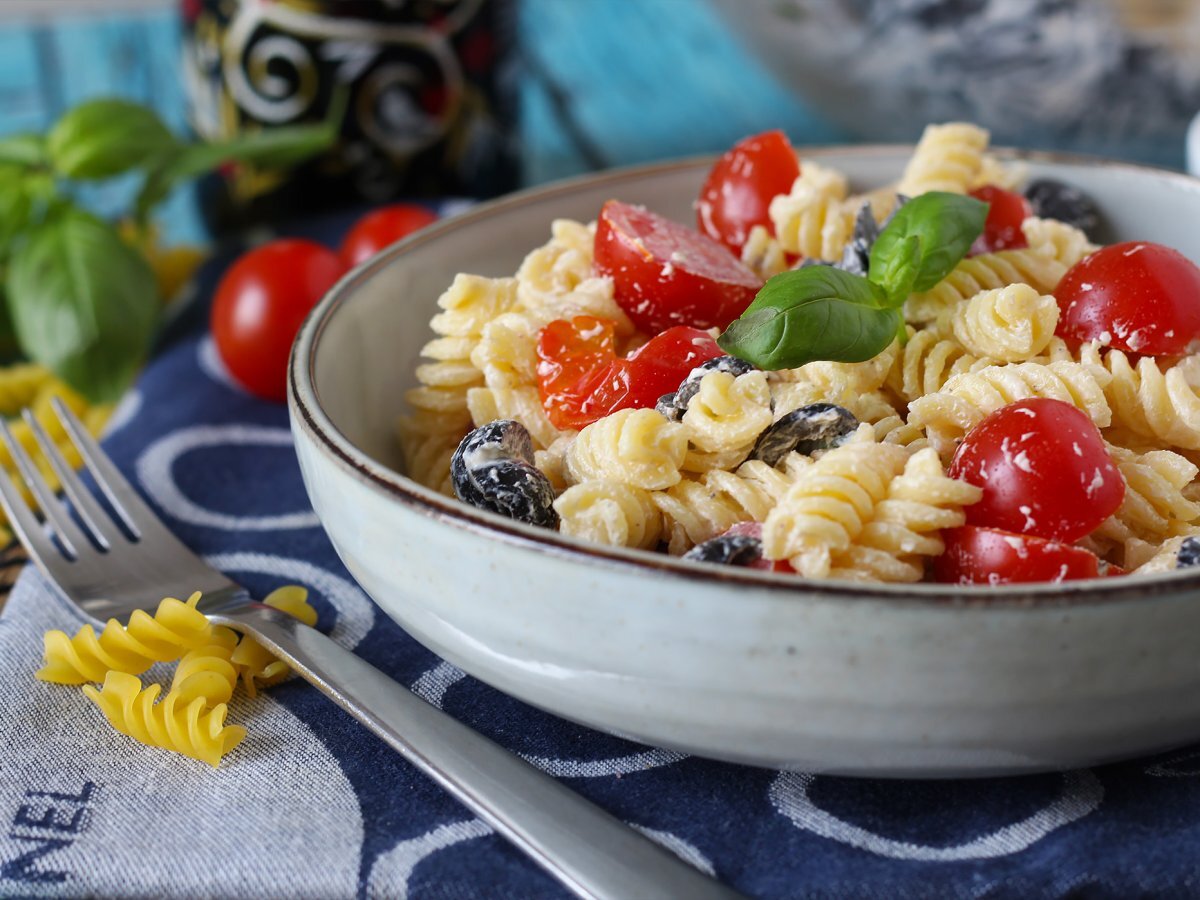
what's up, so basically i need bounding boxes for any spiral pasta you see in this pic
[1077,344,1200,450]
[467,385,561,451]
[83,643,246,767]
[887,327,984,403]
[740,224,789,280]
[554,480,663,549]
[945,283,1060,363]
[0,364,54,417]
[38,592,236,685]
[896,122,989,198]
[400,274,520,491]
[904,248,1068,325]
[565,408,687,491]
[654,454,811,553]
[229,586,320,697]
[827,448,982,582]
[1093,445,1200,552]
[762,441,911,577]
[681,371,773,458]
[769,161,856,261]
[1022,217,1097,269]
[907,360,1113,458]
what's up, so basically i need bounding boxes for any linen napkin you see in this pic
[2,222,1200,900]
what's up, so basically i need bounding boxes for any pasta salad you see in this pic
[399,123,1200,585]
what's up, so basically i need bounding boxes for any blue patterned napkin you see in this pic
[1,213,1199,899]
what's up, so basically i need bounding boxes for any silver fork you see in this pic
[0,398,740,900]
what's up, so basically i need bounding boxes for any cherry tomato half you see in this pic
[948,398,1124,542]
[696,129,800,255]
[968,185,1032,255]
[1055,241,1200,356]
[536,317,722,430]
[933,526,1101,585]
[339,203,439,268]
[594,200,762,333]
[211,239,346,401]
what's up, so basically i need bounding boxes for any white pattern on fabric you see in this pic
[98,389,143,439]
[197,335,245,392]
[1145,750,1200,777]
[769,770,1104,860]
[137,425,321,530]
[205,552,374,652]
[365,818,495,899]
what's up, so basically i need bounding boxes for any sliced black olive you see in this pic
[750,403,859,466]
[1176,536,1200,569]
[451,420,559,529]
[655,392,684,422]
[683,534,763,567]
[1024,179,1102,240]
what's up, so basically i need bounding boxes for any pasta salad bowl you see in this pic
[289,147,1200,777]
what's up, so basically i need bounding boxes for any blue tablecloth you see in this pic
[2,211,1200,899]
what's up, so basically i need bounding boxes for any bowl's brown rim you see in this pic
[289,145,1200,610]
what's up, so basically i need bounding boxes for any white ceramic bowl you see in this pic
[290,148,1200,778]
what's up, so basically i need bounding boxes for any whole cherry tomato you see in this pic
[594,200,762,333]
[948,398,1124,542]
[1055,241,1200,356]
[968,185,1032,255]
[933,526,1102,584]
[536,317,722,430]
[339,203,439,268]
[211,239,345,401]
[696,129,800,255]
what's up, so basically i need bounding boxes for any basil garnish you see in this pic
[718,192,987,370]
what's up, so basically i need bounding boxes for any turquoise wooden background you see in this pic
[0,2,844,244]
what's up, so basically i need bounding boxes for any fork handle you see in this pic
[217,606,741,900]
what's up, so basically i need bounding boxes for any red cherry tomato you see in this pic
[594,200,762,333]
[1054,241,1200,356]
[536,316,620,430]
[968,185,1032,255]
[339,203,439,268]
[722,521,794,572]
[948,398,1124,542]
[696,129,800,255]
[933,526,1101,585]
[211,239,345,401]
[536,318,722,430]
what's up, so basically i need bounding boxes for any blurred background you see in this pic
[2,0,1196,245]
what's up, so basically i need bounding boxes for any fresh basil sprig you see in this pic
[0,96,339,402]
[718,192,987,370]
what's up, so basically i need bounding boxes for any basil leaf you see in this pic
[0,133,47,168]
[717,267,900,370]
[869,191,988,294]
[871,233,921,307]
[7,211,159,402]
[0,166,32,248]
[135,90,344,219]
[47,99,178,180]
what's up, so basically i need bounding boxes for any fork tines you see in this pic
[0,399,134,562]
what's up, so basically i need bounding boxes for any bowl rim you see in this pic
[289,144,1200,609]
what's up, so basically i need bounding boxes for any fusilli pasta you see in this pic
[565,408,687,490]
[896,122,989,198]
[944,283,1060,362]
[554,480,663,549]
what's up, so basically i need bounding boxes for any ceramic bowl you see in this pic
[289,148,1200,778]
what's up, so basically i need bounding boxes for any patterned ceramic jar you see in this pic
[181,0,520,233]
